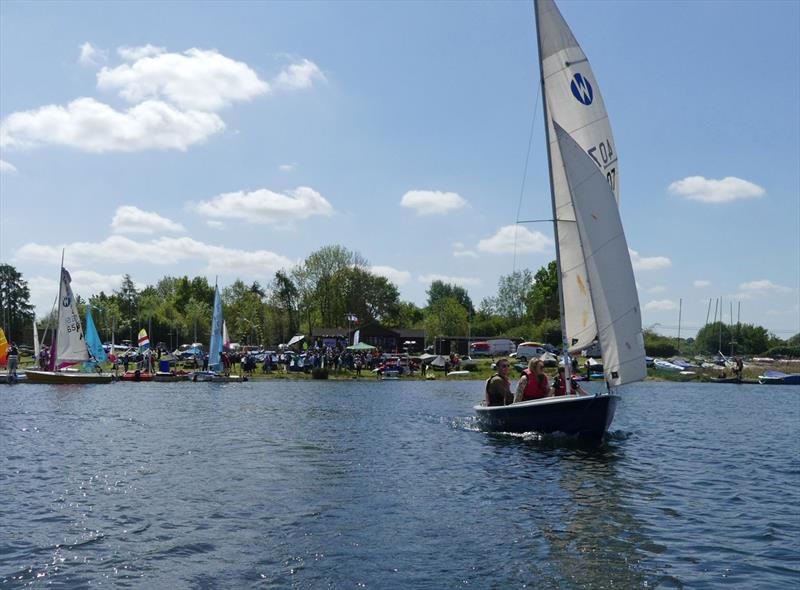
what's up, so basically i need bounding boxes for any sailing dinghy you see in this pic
[475,0,646,438]
[26,264,114,384]
[189,283,245,382]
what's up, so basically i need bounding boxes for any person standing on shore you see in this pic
[7,342,19,381]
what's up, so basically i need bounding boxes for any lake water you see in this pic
[1,380,798,588]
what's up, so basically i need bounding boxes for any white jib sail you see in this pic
[56,268,89,364]
[554,122,646,386]
[537,0,619,352]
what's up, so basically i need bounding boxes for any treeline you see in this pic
[1,253,798,356]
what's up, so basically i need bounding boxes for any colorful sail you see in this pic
[208,285,223,372]
[536,0,619,353]
[0,327,8,367]
[56,267,89,365]
[84,306,108,366]
[138,329,150,350]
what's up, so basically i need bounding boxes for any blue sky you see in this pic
[1,0,798,339]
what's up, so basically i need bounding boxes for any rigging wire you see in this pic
[512,82,542,273]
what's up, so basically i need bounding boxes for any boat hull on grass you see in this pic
[25,370,114,384]
[474,394,619,439]
[758,372,800,385]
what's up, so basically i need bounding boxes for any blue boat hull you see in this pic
[474,394,619,439]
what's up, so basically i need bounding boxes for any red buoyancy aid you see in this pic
[552,375,567,396]
[522,368,549,400]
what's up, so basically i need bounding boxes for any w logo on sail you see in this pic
[62,295,71,307]
[570,73,593,105]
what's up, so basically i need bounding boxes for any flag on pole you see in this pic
[353,329,360,345]
[346,313,358,322]
[138,329,150,350]
[222,320,230,351]
[0,327,8,367]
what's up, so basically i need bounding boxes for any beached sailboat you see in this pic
[475,0,646,438]
[26,265,115,384]
[190,283,244,382]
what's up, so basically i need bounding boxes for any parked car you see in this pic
[515,342,546,362]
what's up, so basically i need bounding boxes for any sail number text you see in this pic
[587,139,617,191]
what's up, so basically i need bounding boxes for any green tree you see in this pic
[293,245,368,330]
[269,270,299,344]
[0,263,35,343]
[525,261,559,324]
[114,274,139,343]
[488,269,533,324]
[424,296,469,339]
[643,329,679,357]
[184,297,210,343]
[694,322,733,355]
[426,280,474,316]
[333,267,401,326]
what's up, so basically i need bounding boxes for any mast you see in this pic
[534,1,570,371]
[54,249,65,368]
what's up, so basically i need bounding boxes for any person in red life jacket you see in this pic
[551,366,568,396]
[515,359,549,402]
[484,359,513,406]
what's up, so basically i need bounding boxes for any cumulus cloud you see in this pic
[644,299,679,311]
[97,48,269,111]
[117,44,165,61]
[647,286,666,294]
[370,265,411,286]
[668,176,765,204]
[694,279,712,288]
[78,42,107,66]
[15,235,293,275]
[206,220,225,230]
[0,160,17,173]
[194,186,334,225]
[417,274,480,287]
[400,190,468,216]
[738,279,791,295]
[111,205,185,235]
[279,163,296,172]
[629,249,671,271]
[478,225,552,254]
[273,59,326,90]
[0,98,225,152]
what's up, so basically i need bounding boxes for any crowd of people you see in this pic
[484,357,587,406]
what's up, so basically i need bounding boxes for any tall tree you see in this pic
[114,274,139,343]
[0,263,35,343]
[269,270,299,344]
[426,280,474,316]
[424,296,469,339]
[525,261,559,324]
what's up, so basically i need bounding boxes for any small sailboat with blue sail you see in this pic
[190,282,245,382]
[26,260,115,384]
[475,0,646,438]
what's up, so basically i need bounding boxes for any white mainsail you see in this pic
[554,123,646,386]
[56,267,89,364]
[536,0,619,352]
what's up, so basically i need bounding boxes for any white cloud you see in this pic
[417,274,480,287]
[694,279,712,288]
[279,163,296,172]
[78,42,107,66]
[111,205,186,235]
[273,59,326,90]
[194,186,334,225]
[738,279,792,295]
[370,265,411,286]
[478,224,552,254]
[400,190,468,216]
[0,160,17,173]
[117,44,166,61]
[668,176,765,204]
[647,286,666,294]
[97,48,269,111]
[0,98,225,152]
[206,220,225,230]
[454,249,478,259]
[15,235,293,275]
[629,249,671,271]
[644,299,679,311]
